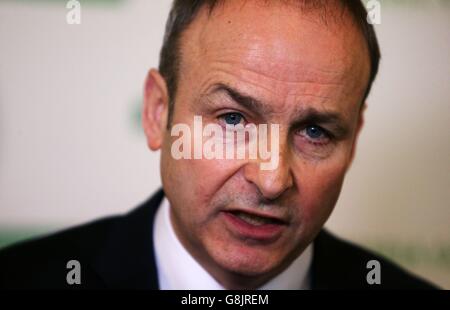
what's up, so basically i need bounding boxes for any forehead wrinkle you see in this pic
[231,62,365,111]
[205,59,347,97]
[192,63,351,123]
[196,33,352,95]
[217,63,348,111]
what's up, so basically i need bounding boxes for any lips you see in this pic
[221,209,287,241]
[228,210,286,226]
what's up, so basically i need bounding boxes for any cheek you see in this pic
[161,147,243,224]
[294,159,348,231]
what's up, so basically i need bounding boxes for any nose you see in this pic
[243,147,293,201]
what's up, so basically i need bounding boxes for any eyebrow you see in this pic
[209,83,350,138]
[211,83,271,115]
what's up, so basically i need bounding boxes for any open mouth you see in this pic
[227,210,285,226]
[222,210,287,241]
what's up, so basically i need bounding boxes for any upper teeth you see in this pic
[235,212,274,226]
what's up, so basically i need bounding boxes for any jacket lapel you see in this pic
[90,189,164,289]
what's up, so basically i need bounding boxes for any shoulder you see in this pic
[0,190,164,289]
[312,230,439,289]
[0,215,120,289]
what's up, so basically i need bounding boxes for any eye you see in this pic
[305,125,326,139]
[220,112,245,126]
[297,125,331,144]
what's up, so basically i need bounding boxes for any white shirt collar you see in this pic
[153,197,313,290]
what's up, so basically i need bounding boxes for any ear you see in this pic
[348,103,366,167]
[142,69,169,150]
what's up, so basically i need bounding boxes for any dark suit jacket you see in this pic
[0,190,437,289]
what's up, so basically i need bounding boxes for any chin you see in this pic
[207,240,286,277]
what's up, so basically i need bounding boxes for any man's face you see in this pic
[150,1,370,287]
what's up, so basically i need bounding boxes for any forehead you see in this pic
[178,0,370,112]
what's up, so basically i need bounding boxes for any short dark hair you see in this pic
[159,0,381,124]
